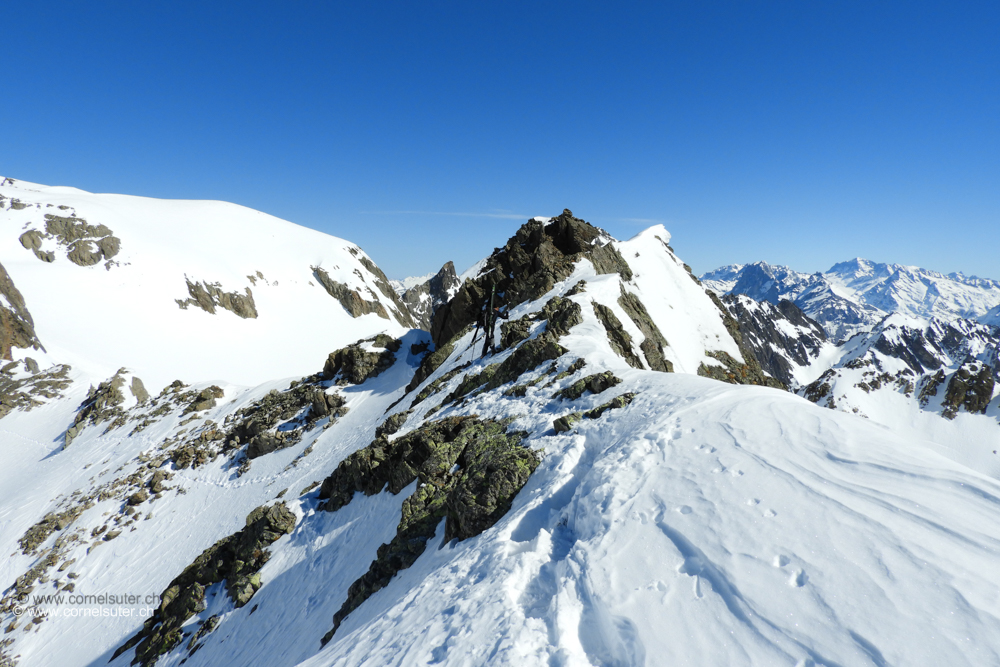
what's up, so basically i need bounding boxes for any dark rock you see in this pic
[376,410,412,437]
[112,503,296,667]
[317,416,539,642]
[24,357,39,374]
[719,294,827,387]
[553,371,622,400]
[176,279,258,319]
[312,266,389,320]
[942,360,995,419]
[66,239,103,266]
[127,490,150,506]
[399,262,462,331]
[592,303,644,369]
[358,256,418,328]
[553,412,582,432]
[700,291,786,389]
[431,210,631,348]
[618,288,673,372]
[322,336,400,385]
[0,260,43,361]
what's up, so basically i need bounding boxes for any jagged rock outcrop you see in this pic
[18,213,122,267]
[941,360,995,419]
[720,294,828,387]
[357,257,418,328]
[552,371,621,400]
[553,392,637,432]
[65,369,132,446]
[701,291,786,389]
[617,287,673,372]
[112,503,296,667]
[431,210,632,349]
[322,334,401,385]
[399,261,461,331]
[175,278,258,319]
[317,416,540,642]
[0,261,42,360]
[0,363,73,419]
[592,302,644,369]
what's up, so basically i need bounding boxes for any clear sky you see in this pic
[3,2,998,280]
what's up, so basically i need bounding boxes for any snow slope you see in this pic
[2,195,999,667]
[0,177,409,390]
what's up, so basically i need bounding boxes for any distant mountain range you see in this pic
[702,258,1000,342]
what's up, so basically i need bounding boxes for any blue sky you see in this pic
[3,2,998,279]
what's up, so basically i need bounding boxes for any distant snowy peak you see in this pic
[395,262,461,331]
[389,273,434,295]
[698,263,744,293]
[702,258,1000,341]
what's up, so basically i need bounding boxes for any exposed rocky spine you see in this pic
[317,416,540,643]
[701,291,786,389]
[592,302,644,369]
[617,287,673,372]
[312,265,390,320]
[720,294,827,387]
[431,210,631,348]
[399,261,461,331]
[357,257,418,328]
[111,503,296,667]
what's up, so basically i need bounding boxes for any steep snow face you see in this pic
[0,178,409,389]
[704,258,1000,342]
[614,225,743,373]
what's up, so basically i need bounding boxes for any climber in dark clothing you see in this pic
[476,286,509,358]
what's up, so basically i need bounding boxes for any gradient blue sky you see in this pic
[3,2,998,280]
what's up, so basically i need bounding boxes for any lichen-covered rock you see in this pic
[553,412,582,432]
[224,377,347,461]
[176,279,258,319]
[112,503,296,667]
[592,302,644,369]
[431,209,631,348]
[376,409,412,437]
[322,335,400,385]
[553,392,637,431]
[553,371,622,400]
[318,416,540,642]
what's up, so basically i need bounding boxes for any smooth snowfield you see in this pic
[0,177,406,390]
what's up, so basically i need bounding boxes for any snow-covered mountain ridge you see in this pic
[703,258,1000,342]
[1,183,999,667]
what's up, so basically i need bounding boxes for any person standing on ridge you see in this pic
[477,285,508,358]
